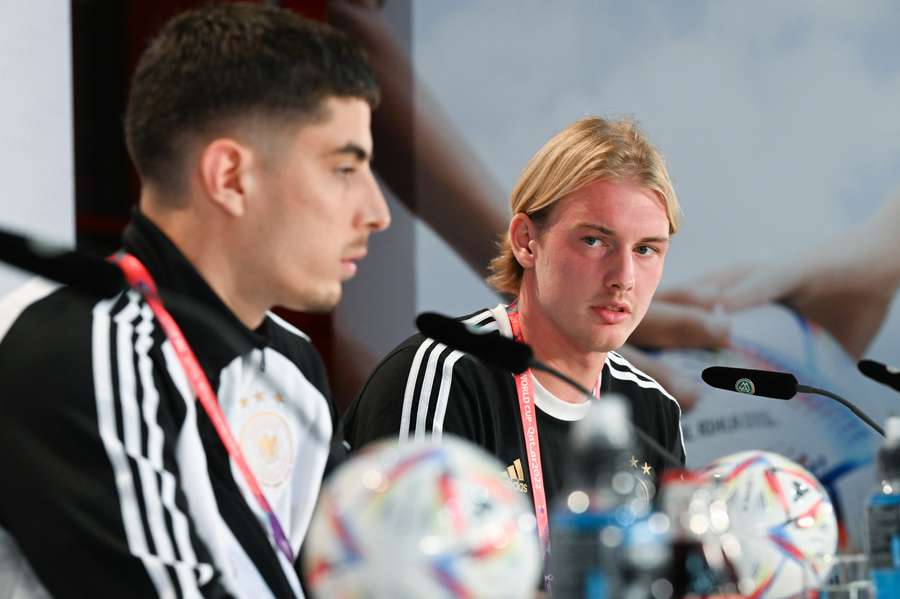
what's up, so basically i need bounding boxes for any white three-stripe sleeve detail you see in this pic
[415,342,448,442]
[606,357,677,402]
[461,310,493,325]
[94,294,175,597]
[605,356,686,458]
[430,350,465,442]
[130,304,180,589]
[605,368,674,399]
[400,339,433,442]
[134,303,204,597]
[476,322,499,333]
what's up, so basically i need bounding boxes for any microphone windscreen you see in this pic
[701,366,798,400]
[0,229,125,296]
[415,312,533,374]
[0,228,274,353]
[858,359,900,391]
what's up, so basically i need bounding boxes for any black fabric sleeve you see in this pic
[342,339,487,451]
[672,404,687,466]
[0,294,231,598]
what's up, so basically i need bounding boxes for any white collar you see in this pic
[488,303,603,422]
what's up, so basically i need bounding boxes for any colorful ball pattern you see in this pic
[703,450,838,598]
[302,436,542,598]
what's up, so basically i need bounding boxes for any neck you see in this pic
[514,290,606,404]
[141,198,268,330]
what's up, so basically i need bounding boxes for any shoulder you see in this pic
[266,310,310,342]
[0,278,60,341]
[0,284,134,440]
[605,351,681,415]
[344,308,507,444]
[366,306,502,387]
[459,307,502,330]
[605,351,686,464]
[0,281,125,368]
[264,311,328,395]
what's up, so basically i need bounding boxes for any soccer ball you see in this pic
[302,436,542,598]
[702,450,838,598]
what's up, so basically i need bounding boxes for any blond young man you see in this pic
[343,117,685,507]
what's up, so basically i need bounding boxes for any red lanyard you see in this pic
[506,306,601,556]
[110,252,295,565]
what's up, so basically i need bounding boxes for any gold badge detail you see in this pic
[239,411,294,487]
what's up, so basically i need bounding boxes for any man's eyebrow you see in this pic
[578,223,669,243]
[330,143,371,161]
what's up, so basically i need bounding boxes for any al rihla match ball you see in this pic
[302,435,542,598]
[702,450,838,598]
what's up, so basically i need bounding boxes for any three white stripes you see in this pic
[400,310,494,443]
[607,351,686,458]
[397,314,685,459]
[93,292,204,597]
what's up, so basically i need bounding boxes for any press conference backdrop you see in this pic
[4,1,898,551]
[0,2,74,296]
[336,2,900,548]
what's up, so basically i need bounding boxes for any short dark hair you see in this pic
[124,2,379,191]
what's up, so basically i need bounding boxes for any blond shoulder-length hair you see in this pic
[487,116,681,296]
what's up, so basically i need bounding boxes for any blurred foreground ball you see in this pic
[704,450,838,598]
[303,436,542,598]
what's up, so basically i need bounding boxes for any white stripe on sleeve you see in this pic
[414,342,448,442]
[430,350,465,442]
[94,293,175,597]
[400,339,433,442]
[134,303,204,597]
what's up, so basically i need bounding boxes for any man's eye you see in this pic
[635,245,657,256]
[583,236,601,247]
[336,166,356,177]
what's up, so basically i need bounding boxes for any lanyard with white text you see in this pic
[506,306,601,557]
[110,251,295,565]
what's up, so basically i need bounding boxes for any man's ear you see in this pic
[198,138,255,218]
[509,213,539,269]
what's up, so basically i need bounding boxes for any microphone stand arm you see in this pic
[796,384,885,437]
[528,359,684,468]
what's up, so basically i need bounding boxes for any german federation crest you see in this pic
[735,377,756,394]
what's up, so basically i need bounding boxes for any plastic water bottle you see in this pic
[867,416,900,597]
[657,470,742,598]
[549,394,646,598]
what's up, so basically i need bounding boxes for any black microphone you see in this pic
[415,311,684,468]
[0,229,126,296]
[0,227,249,352]
[701,365,884,437]
[415,312,533,374]
[858,359,900,393]
[701,366,797,400]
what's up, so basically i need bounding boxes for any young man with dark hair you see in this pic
[0,4,389,597]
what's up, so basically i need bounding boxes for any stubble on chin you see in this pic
[279,281,342,315]
[307,285,343,314]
